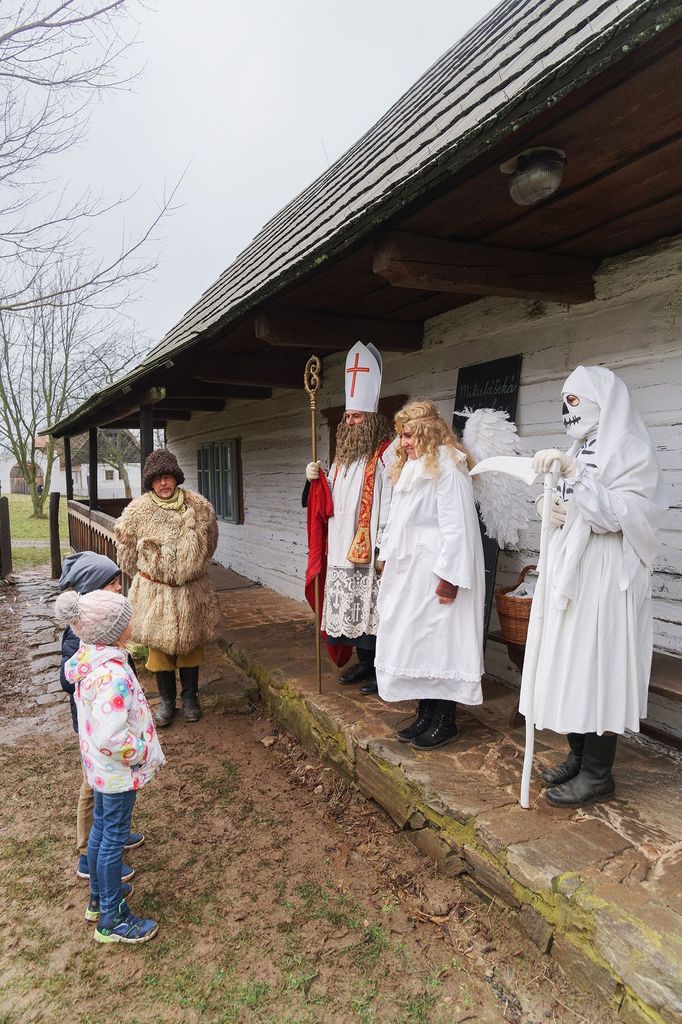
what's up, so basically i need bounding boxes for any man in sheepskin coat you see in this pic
[115,449,219,726]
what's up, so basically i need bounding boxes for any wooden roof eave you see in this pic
[45,2,681,439]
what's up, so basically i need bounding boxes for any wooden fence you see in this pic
[0,496,12,578]
[67,499,131,591]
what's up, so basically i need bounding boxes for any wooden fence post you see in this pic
[0,496,12,578]
[49,491,62,579]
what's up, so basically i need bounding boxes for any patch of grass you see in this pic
[218,978,271,1022]
[6,494,69,537]
[281,953,317,992]
[11,546,70,570]
[351,923,389,968]
[352,980,378,1023]
[294,880,360,929]
[192,759,240,802]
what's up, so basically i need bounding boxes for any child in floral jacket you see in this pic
[55,589,165,944]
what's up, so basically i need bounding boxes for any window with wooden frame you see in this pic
[196,439,243,524]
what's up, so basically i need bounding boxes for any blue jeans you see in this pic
[87,789,137,928]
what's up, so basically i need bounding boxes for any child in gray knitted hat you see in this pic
[55,589,165,945]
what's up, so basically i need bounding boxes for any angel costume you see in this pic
[520,365,667,806]
[375,447,485,706]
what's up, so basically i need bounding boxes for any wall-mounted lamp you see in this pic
[500,147,566,206]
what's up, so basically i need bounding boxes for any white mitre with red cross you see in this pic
[344,341,382,413]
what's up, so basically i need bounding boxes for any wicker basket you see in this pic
[495,565,537,647]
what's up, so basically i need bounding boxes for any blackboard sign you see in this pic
[452,354,523,641]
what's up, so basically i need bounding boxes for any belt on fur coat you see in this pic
[139,571,180,588]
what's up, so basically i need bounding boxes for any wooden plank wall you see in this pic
[169,235,682,671]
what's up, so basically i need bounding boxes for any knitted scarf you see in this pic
[150,487,185,512]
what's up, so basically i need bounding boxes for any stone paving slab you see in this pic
[4,568,258,725]
[214,567,682,1024]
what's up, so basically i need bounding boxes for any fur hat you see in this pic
[55,590,132,646]
[142,449,185,491]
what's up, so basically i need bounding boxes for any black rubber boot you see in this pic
[339,646,376,686]
[541,733,585,785]
[546,734,617,807]
[358,647,378,694]
[396,700,436,742]
[410,700,458,750]
[154,671,177,728]
[179,667,202,723]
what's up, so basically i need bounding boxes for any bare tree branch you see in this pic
[0,261,149,516]
[0,1,179,312]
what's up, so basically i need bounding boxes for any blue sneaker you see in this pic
[94,903,158,945]
[124,832,145,850]
[85,882,133,922]
[76,855,135,883]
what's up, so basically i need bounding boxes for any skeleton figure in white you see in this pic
[305,342,394,693]
[520,365,667,807]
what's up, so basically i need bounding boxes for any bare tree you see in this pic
[0,263,146,516]
[98,428,139,497]
[0,2,179,312]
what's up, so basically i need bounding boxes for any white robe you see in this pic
[375,448,485,703]
[520,366,667,736]
[321,451,392,641]
[520,445,653,734]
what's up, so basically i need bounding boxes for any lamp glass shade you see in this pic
[509,157,565,206]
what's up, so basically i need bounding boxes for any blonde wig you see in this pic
[391,399,473,482]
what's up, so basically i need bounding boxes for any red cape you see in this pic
[305,474,353,667]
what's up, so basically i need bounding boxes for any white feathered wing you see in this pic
[459,407,531,549]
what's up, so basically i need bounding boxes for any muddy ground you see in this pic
[0,593,619,1024]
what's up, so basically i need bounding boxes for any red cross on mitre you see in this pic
[346,352,370,398]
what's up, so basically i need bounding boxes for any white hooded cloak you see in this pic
[519,366,667,735]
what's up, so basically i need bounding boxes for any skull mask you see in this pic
[562,392,600,441]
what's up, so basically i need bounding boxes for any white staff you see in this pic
[469,455,557,809]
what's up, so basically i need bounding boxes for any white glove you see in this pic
[306,461,321,481]
[533,448,577,478]
[535,493,568,528]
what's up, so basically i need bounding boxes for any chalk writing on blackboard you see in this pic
[457,375,518,403]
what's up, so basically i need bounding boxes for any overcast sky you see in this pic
[72,0,498,344]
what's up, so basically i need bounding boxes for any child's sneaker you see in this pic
[76,856,135,882]
[124,832,145,850]
[94,905,158,945]
[84,882,133,922]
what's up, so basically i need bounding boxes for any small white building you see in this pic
[0,431,141,500]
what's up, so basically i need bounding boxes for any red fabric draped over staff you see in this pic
[304,473,352,669]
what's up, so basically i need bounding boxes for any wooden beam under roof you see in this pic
[163,381,273,401]
[254,311,422,351]
[103,409,191,424]
[193,353,305,390]
[103,418,169,429]
[155,398,226,413]
[373,231,596,303]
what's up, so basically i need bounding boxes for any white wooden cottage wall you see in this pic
[168,235,682,690]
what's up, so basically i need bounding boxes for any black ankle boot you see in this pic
[179,667,202,723]
[546,733,617,807]
[541,733,585,785]
[396,700,436,742]
[339,647,376,685]
[410,700,458,750]
[154,671,177,727]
